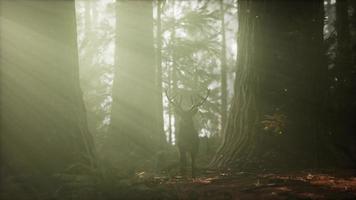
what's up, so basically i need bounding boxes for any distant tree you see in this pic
[76,0,115,148]
[169,0,177,144]
[156,0,165,144]
[161,0,223,141]
[107,0,165,170]
[0,0,96,193]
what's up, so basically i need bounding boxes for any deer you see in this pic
[165,89,210,178]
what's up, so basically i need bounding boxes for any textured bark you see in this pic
[0,0,96,189]
[210,0,263,169]
[330,0,356,168]
[210,0,326,170]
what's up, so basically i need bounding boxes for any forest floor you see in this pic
[2,169,356,200]
[111,169,356,200]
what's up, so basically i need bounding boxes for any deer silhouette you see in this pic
[165,89,210,178]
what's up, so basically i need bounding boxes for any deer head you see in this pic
[165,89,210,122]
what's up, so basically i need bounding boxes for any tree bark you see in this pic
[210,0,264,169]
[330,0,356,168]
[210,0,326,170]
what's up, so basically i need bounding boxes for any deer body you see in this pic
[176,112,199,177]
[166,90,209,178]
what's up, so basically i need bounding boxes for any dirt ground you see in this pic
[2,169,356,200]
[114,170,356,200]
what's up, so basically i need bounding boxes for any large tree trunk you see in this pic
[210,0,264,169]
[220,0,228,135]
[270,0,326,168]
[351,0,356,172]
[0,0,96,194]
[107,0,164,170]
[329,0,356,168]
[210,0,326,170]
[332,0,353,136]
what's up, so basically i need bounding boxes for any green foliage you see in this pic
[161,0,237,138]
[261,113,287,135]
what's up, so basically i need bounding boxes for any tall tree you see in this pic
[76,0,116,146]
[329,0,356,168]
[156,0,165,144]
[171,0,178,145]
[161,0,222,141]
[210,0,264,169]
[210,0,326,169]
[333,0,353,134]
[0,0,96,194]
[219,0,228,135]
[107,0,165,169]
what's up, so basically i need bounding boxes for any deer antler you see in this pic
[165,90,183,112]
[190,89,210,110]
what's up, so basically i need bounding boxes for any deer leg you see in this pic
[179,148,187,176]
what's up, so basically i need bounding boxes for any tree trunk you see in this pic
[210,0,326,170]
[220,0,228,135]
[108,0,164,168]
[156,0,165,144]
[330,0,356,168]
[210,0,264,169]
[0,0,96,192]
[171,0,178,144]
